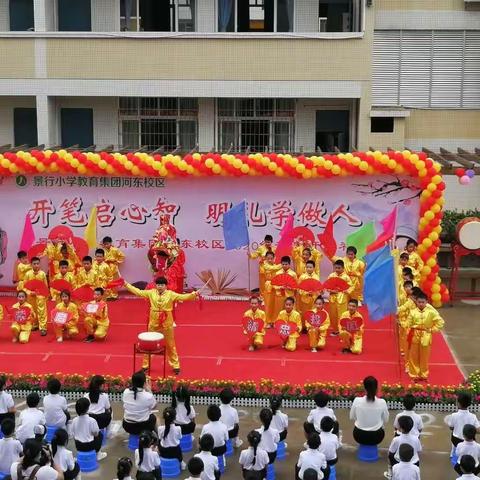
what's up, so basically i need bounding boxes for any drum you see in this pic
[456,217,480,250]
[138,332,164,351]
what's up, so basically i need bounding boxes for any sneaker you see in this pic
[173,368,181,375]
[383,472,392,479]
[234,438,243,448]
[97,452,107,461]
[330,331,339,337]
[12,338,18,343]
[40,330,47,336]
[248,346,255,352]
[181,461,186,470]
[284,442,288,448]
[342,348,350,354]
[311,348,317,353]
[57,337,63,343]
[84,335,95,343]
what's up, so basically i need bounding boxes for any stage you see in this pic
[0,297,464,386]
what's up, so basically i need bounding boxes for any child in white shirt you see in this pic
[52,428,80,480]
[16,392,46,444]
[201,405,229,458]
[270,397,288,442]
[135,430,161,480]
[0,419,22,475]
[0,376,15,427]
[158,407,184,469]
[115,457,134,480]
[457,454,480,480]
[445,393,480,452]
[172,386,196,435]
[307,392,338,435]
[392,444,421,480]
[220,388,242,448]
[239,430,269,480]
[256,408,280,464]
[185,457,204,480]
[394,394,423,437]
[43,378,70,429]
[296,433,327,480]
[455,425,480,476]
[319,416,340,466]
[195,433,220,480]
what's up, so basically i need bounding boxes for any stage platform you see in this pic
[0,297,464,386]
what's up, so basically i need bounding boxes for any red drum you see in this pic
[456,217,480,250]
[138,332,164,351]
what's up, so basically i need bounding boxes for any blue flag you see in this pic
[363,254,397,322]
[364,245,391,271]
[223,201,250,250]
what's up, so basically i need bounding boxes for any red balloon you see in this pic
[455,168,466,178]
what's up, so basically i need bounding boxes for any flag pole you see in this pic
[245,199,251,294]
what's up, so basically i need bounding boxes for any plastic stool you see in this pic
[77,450,98,473]
[0,431,3,440]
[128,434,139,451]
[357,444,379,462]
[266,463,275,480]
[101,428,107,446]
[160,458,181,478]
[180,433,193,453]
[277,440,286,460]
[329,465,337,480]
[225,439,233,457]
[0,472,8,480]
[451,454,458,467]
[217,455,225,474]
[45,426,57,443]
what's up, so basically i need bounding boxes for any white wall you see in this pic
[444,175,480,212]
[0,97,36,145]
[406,139,480,152]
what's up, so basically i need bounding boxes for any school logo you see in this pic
[16,175,28,187]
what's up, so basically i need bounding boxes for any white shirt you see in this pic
[122,388,156,423]
[350,396,389,431]
[53,445,75,472]
[84,392,111,415]
[456,440,480,466]
[271,410,288,433]
[195,451,219,480]
[389,432,422,464]
[43,394,68,428]
[220,404,239,431]
[307,407,337,432]
[71,415,99,443]
[457,475,480,480]
[16,408,46,444]
[158,424,182,448]
[0,391,14,414]
[239,447,270,471]
[319,431,340,461]
[297,449,326,480]
[394,410,424,437]
[392,461,421,480]
[134,447,161,472]
[445,410,480,440]
[10,463,59,480]
[201,421,228,448]
[0,437,23,474]
[175,401,196,425]
[256,426,280,453]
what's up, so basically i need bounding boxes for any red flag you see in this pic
[274,214,295,263]
[366,206,398,253]
[19,214,36,252]
[317,215,337,258]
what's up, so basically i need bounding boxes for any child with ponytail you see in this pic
[115,457,134,480]
[158,407,184,469]
[172,386,196,435]
[52,428,80,480]
[239,430,269,480]
[134,430,161,480]
[269,397,288,442]
[256,408,280,464]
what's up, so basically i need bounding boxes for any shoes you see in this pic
[248,346,254,351]
[97,452,107,461]
[234,439,243,448]
[181,461,186,470]
[84,335,94,343]
[40,330,47,336]
[173,368,181,375]
[57,337,63,343]
[311,348,317,352]
[31,326,39,332]
[12,338,18,343]
[341,348,350,354]
[383,472,392,479]
[330,331,339,337]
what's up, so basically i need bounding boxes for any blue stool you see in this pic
[225,439,233,457]
[128,434,139,451]
[0,472,8,480]
[0,431,3,440]
[180,433,193,453]
[451,454,458,467]
[160,458,181,478]
[45,426,57,443]
[77,450,98,473]
[277,441,286,460]
[329,465,337,480]
[217,455,225,474]
[266,463,275,480]
[101,428,107,446]
[357,444,379,462]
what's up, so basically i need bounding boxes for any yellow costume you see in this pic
[406,304,444,380]
[276,309,302,352]
[271,269,297,322]
[326,272,353,332]
[52,256,78,277]
[292,245,322,277]
[22,270,48,330]
[125,283,197,370]
[397,292,415,357]
[53,301,79,339]
[93,261,112,289]
[50,271,76,302]
[11,302,35,343]
[243,308,266,348]
[0,304,3,323]
[76,268,99,289]
[334,256,365,302]
[305,307,330,350]
[405,250,424,272]
[83,300,110,340]
[15,262,32,290]
[104,246,125,298]
[398,264,419,284]
[249,244,276,297]
[339,310,364,354]
[262,262,282,325]
[297,272,321,318]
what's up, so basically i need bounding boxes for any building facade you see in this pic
[0,0,479,154]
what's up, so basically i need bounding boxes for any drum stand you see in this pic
[449,241,480,303]
[133,342,167,377]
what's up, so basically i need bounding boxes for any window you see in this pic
[218,0,294,33]
[58,0,91,31]
[316,110,350,152]
[218,98,295,152]
[61,109,94,148]
[9,0,34,31]
[119,98,198,151]
[14,108,37,146]
[318,0,360,32]
[371,117,394,133]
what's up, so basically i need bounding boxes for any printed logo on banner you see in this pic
[16,175,28,188]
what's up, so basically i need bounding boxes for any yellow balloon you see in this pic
[432,284,441,293]
[424,211,435,221]
[410,154,419,163]
[192,153,201,161]
[268,162,277,172]
[422,266,431,276]
[290,157,299,167]
[9,164,18,173]
[324,160,333,170]
[387,160,397,170]
[233,159,242,169]
[418,169,427,177]
[212,164,222,174]
[432,175,442,185]
[331,165,341,175]
[432,299,442,308]
[70,159,79,168]
[431,293,441,302]
[36,163,45,172]
[373,151,382,161]
[431,204,441,214]
[187,165,194,175]
[131,166,140,175]
[296,164,306,174]
[124,161,133,170]
[352,156,361,166]
[429,232,439,241]
[106,165,114,174]
[302,169,312,179]
[427,183,437,192]
[381,154,390,164]
[205,158,214,168]
[98,160,107,169]
[78,164,87,174]
[421,190,432,200]
[240,164,250,174]
[50,162,59,172]
[422,238,433,248]
[427,258,436,268]
[433,162,441,173]
[359,161,369,171]
[275,168,284,177]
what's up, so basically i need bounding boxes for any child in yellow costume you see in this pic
[53,290,79,342]
[293,242,322,277]
[249,235,276,297]
[13,251,32,290]
[339,299,364,354]
[76,256,99,289]
[50,260,76,302]
[297,260,322,319]
[51,243,78,277]
[406,292,444,381]
[125,277,199,374]
[93,249,112,289]
[102,236,126,299]
[271,256,297,323]
[83,287,110,342]
[23,257,48,335]
[326,259,353,335]
[262,251,282,327]
[305,295,330,352]
[275,296,302,352]
[405,239,424,272]
[243,296,266,351]
[397,280,415,357]
[11,290,35,344]
[333,246,365,303]
[398,253,419,284]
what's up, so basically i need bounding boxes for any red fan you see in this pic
[72,286,94,302]
[28,242,46,259]
[275,320,298,340]
[298,279,323,292]
[49,226,74,242]
[50,279,73,293]
[51,308,72,326]
[242,316,265,337]
[106,278,125,289]
[340,316,363,333]
[72,237,89,260]
[24,279,50,297]
[12,306,31,324]
[303,309,328,328]
[271,274,297,290]
[146,282,156,290]
[291,226,315,244]
[323,277,350,292]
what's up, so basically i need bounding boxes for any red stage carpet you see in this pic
[0,298,464,386]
